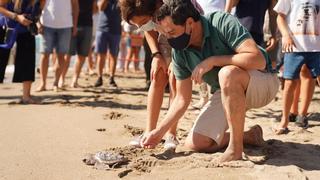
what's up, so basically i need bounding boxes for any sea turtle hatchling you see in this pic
[83,151,128,170]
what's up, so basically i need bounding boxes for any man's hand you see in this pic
[151,55,168,80]
[265,36,277,52]
[141,129,164,149]
[191,58,213,84]
[282,35,295,52]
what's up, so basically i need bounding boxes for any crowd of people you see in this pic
[0,0,319,163]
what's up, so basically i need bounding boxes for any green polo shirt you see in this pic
[172,12,272,92]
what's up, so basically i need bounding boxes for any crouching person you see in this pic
[140,0,279,162]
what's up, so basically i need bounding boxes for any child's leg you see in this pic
[133,46,141,72]
[298,65,315,116]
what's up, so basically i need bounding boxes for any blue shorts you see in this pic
[283,52,320,79]
[68,26,93,56]
[95,31,121,56]
[40,26,72,54]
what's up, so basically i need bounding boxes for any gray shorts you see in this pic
[191,70,279,145]
[68,26,93,56]
[40,26,72,54]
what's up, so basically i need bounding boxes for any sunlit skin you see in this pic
[129,15,179,148]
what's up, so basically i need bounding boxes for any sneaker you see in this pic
[295,115,309,128]
[109,77,118,88]
[129,134,143,148]
[94,77,103,87]
[163,135,179,150]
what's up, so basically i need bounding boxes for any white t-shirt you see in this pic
[197,0,226,15]
[274,0,320,52]
[40,0,73,28]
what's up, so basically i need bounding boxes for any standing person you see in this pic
[0,0,43,103]
[60,0,97,88]
[273,0,320,133]
[36,0,79,92]
[122,21,143,73]
[94,0,121,88]
[141,0,279,162]
[226,0,278,48]
[191,0,227,110]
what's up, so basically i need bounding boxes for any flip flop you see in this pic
[273,127,289,135]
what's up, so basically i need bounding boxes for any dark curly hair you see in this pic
[156,0,200,25]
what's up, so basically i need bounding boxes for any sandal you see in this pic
[273,127,289,135]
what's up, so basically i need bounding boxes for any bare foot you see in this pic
[58,80,65,89]
[70,82,80,88]
[52,85,59,92]
[219,149,243,163]
[35,85,46,92]
[244,125,265,146]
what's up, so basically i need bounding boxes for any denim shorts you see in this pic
[283,52,320,79]
[95,31,121,56]
[68,26,92,56]
[40,26,72,54]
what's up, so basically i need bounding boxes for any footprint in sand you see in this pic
[123,125,144,136]
[104,111,128,120]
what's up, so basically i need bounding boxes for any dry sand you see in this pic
[0,71,320,180]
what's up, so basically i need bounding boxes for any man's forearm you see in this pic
[206,51,266,71]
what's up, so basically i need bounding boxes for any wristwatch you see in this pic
[151,51,162,59]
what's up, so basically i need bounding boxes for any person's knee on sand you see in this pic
[184,132,220,153]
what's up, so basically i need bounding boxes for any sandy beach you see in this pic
[0,70,319,180]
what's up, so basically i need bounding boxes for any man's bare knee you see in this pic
[185,132,217,152]
[218,66,249,92]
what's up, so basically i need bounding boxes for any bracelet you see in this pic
[151,51,161,59]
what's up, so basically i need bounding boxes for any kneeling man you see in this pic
[141,0,279,162]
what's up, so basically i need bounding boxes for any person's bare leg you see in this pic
[185,125,264,153]
[133,47,141,72]
[71,55,86,87]
[109,53,117,77]
[167,69,178,136]
[299,65,315,116]
[279,79,299,128]
[36,53,49,91]
[97,53,106,78]
[124,47,132,73]
[59,55,71,88]
[218,65,250,162]
[53,53,65,90]
[146,69,168,133]
[87,48,96,75]
[290,79,300,115]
